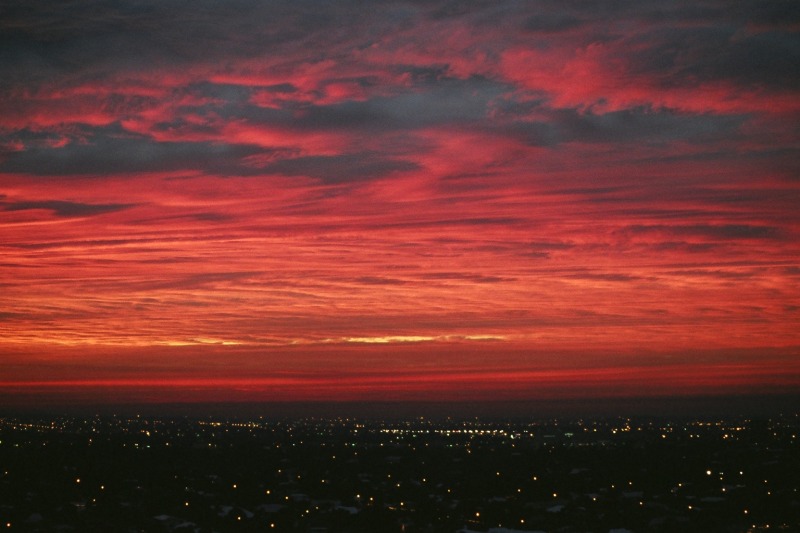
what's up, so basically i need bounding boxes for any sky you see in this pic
[1,0,799,408]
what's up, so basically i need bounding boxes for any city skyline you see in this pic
[1,1,799,407]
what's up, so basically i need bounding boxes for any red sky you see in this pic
[1,1,799,406]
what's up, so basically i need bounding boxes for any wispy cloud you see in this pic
[1,200,134,217]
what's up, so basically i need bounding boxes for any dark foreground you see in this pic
[0,413,798,532]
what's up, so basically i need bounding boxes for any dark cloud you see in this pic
[563,272,644,282]
[260,83,299,94]
[152,76,510,143]
[508,107,745,147]
[273,76,509,132]
[354,276,407,286]
[624,224,785,241]
[422,272,511,283]
[520,242,576,258]
[2,237,163,250]
[557,0,800,28]
[664,269,757,279]
[2,1,794,156]
[186,81,253,103]
[0,129,269,177]
[378,217,523,230]
[528,241,576,251]
[428,0,495,20]
[734,0,800,27]
[702,31,800,89]
[260,153,419,184]
[118,271,260,292]
[651,242,718,254]
[191,212,236,222]
[627,26,800,90]
[523,13,584,33]
[0,1,371,90]
[3,0,797,94]
[1,200,133,217]
[547,186,629,196]
[638,3,728,24]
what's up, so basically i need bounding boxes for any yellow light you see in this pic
[345,335,435,344]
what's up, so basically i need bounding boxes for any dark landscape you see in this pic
[1,402,798,532]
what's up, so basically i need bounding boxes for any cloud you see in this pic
[507,105,746,147]
[354,276,407,286]
[421,272,511,283]
[523,12,584,33]
[372,216,524,230]
[100,271,261,293]
[2,237,162,250]
[563,272,645,283]
[239,75,510,133]
[621,15,800,90]
[663,269,757,279]
[498,3,800,114]
[0,1,357,86]
[516,241,576,259]
[0,128,268,177]
[259,153,420,183]
[623,224,786,241]
[1,200,133,217]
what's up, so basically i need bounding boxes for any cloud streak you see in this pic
[1,200,133,217]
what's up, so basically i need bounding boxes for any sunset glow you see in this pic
[1,1,798,406]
